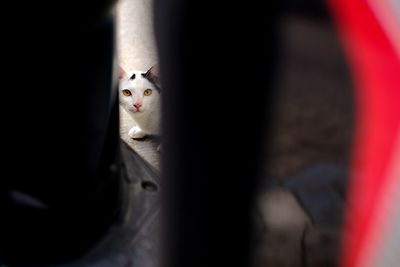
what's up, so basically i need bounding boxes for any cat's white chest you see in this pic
[129,106,160,136]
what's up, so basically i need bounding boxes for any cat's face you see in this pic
[119,70,160,114]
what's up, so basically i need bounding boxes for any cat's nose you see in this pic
[134,103,142,109]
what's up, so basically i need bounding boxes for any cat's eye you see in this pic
[144,89,152,96]
[122,89,131,96]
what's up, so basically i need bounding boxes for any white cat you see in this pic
[119,65,161,140]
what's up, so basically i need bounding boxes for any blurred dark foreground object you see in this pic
[153,1,352,267]
[0,0,146,265]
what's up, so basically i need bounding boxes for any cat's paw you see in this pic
[128,126,147,139]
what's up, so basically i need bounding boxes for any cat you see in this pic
[119,65,161,141]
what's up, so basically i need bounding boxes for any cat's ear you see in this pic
[147,64,160,79]
[142,64,161,90]
[119,66,127,79]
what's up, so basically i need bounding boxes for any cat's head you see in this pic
[119,65,161,114]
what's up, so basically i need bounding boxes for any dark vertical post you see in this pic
[154,1,278,267]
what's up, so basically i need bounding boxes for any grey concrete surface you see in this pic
[117,0,157,71]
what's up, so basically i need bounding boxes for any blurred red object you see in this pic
[329,0,400,266]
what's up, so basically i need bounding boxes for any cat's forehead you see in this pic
[120,71,155,89]
[125,70,146,80]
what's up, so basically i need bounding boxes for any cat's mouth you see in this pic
[130,107,142,113]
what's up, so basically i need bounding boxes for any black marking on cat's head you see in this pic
[129,73,136,80]
[141,66,161,92]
